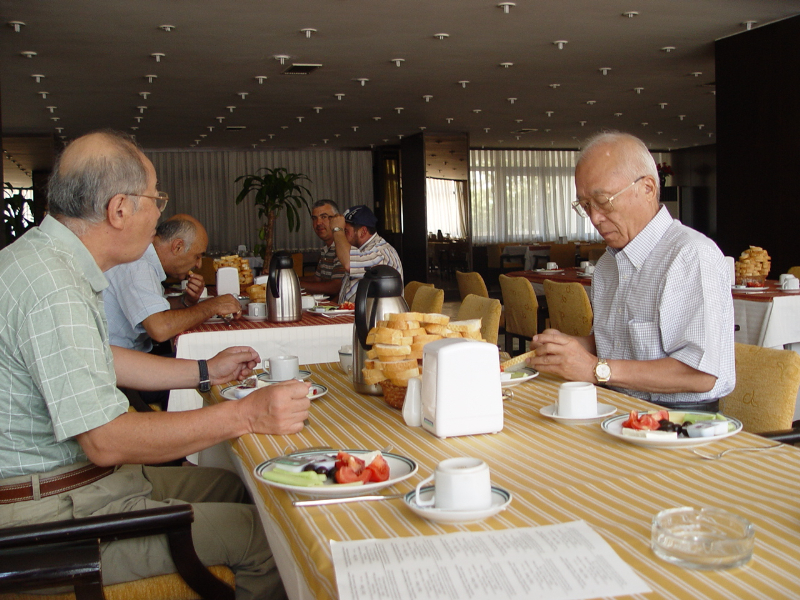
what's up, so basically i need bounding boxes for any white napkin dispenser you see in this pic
[216,266,239,297]
[420,338,503,438]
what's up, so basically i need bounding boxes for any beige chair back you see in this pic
[720,343,800,433]
[411,286,445,314]
[499,275,538,338]
[404,281,434,306]
[455,271,489,301]
[547,243,577,269]
[457,294,502,345]
[788,266,800,280]
[543,279,593,337]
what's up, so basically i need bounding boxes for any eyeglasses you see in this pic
[572,176,645,218]
[125,191,169,213]
[311,213,335,222]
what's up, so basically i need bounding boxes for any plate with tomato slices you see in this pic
[254,449,418,497]
[601,411,742,448]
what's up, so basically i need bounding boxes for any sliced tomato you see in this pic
[335,466,372,484]
[622,410,640,429]
[335,452,365,473]
[364,455,390,482]
[638,414,662,430]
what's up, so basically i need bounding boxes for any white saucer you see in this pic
[257,369,312,383]
[312,294,329,301]
[540,403,616,424]
[243,314,267,322]
[404,486,512,524]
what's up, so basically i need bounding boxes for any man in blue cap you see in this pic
[330,205,403,303]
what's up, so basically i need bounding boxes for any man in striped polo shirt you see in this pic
[299,199,346,296]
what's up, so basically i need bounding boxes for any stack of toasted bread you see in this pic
[246,283,267,303]
[735,246,770,285]
[214,255,254,286]
[362,311,484,388]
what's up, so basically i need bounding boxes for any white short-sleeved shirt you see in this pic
[591,206,735,405]
[339,233,403,303]
[103,244,169,352]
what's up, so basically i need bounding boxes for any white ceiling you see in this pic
[2,0,799,187]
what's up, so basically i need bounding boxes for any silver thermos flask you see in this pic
[267,251,302,322]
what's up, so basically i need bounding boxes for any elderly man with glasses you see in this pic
[298,199,346,296]
[530,131,734,412]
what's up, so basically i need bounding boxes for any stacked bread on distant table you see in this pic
[246,283,267,303]
[735,246,770,285]
[362,311,484,388]
[213,255,254,286]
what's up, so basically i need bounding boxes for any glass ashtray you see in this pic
[651,507,755,570]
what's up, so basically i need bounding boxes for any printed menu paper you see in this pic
[332,520,650,600]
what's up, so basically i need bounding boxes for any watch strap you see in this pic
[198,359,211,392]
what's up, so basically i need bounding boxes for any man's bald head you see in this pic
[155,214,210,279]
[47,130,149,225]
[156,214,206,251]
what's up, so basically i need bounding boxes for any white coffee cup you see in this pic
[266,355,299,381]
[584,264,595,275]
[415,457,492,511]
[248,302,266,318]
[782,277,800,291]
[546,261,559,270]
[338,344,353,375]
[779,274,796,285]
[301,295,316,309]
[557,382,598,418]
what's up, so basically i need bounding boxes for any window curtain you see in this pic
[469,149,602,244]
[146,149,373,253]
[426,178,466,239]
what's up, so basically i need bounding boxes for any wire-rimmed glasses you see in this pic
[572,175,645,218]
[125,191,169,212]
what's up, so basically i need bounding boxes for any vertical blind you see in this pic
[146,149,373,253]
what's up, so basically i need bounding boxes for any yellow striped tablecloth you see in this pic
[211,363,800,600]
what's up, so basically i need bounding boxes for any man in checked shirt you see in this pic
[529,131,734,411]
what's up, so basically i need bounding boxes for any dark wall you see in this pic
[716,15,800,276]
[671,144,717,238]
[399,133,428,284]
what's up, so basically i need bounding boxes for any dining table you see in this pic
[204,361,800,600]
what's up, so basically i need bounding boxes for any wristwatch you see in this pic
[332,226,343,233]
[198,359,211,393]
[594,358,611,383]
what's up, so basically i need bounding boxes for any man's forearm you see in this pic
[112,346,203,390]
[333,231,351,271]
[606,357,717,394]
[141,303,218,342]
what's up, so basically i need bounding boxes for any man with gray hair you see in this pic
[298,198,346,296]
[530,131,734,411]
[0,130,309,599]
[104,213,240,353]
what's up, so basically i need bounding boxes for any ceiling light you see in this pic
[641,122,648,126]
[458,80,469,88]
[31,74,44,83]
[151,53,165,62]
[200,134,207,138]
[269,134,275,139]
[274,55,290,65]
[508,98,517,104]
[226,106,236,112]
[137,106,147,113]
[282,126,289,130]
[634,87,644,94]
[335,93,345,100]
[446,118,454,123]
[20,51,37,58]
[8,21,25,32]
[373,116,381,121]
[614,113,622,117]
[159,24,175,32]
[296,116,304,122]
[473,109,482,113]
[661,46,676,53]
[742,20,758,30]
[238,92,248,99]
[546,111,554,117]
[549,83,560,89]
[140,91,150,99]
[423,95,433,102]
[313,107,323,113]
[484,128,490,133]
[434,33,450,40]
[395,107,404,114]
[391,58,405,67]
[678,115,686,120]
[690,71,702,77]
[579,121,587,126]
[497,2,515,13]
[622,11,639,18]
[300,28,317,38]
[659,102,668,109]
[145,74,157,83]
[255,76,268,84]
[352,126,358,131]
[55,127,63,134]
[216,116,225,122]
[586,100,596,105]
[500,62,513,68]
[697,124,704,130]
[46,106,56,113]
[553,40,568,50]
[355,78,369,86]
[599,68,611,75]
[38,91,48,98]
[50,116,59,121]
[208,126,214,131]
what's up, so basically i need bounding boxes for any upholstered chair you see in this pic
[542,279,593,337]
[411,286,445,314]
[499,274,539,356]
[403,281,434,307]
[456,294,502,346]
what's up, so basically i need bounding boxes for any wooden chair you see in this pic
[543,279,593,337]
[456,294,502,346]
[547,243,578,269]
[499,275,539,356]
[403,281,433,307]
[788,266,800,280]
[411,286,444,314]
[455,271,489,301]
[0,505,235,600]
[720,343,800,434]
[291,252,304,278]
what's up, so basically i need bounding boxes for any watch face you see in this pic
[595,362,611,380]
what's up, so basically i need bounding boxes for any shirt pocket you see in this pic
[627,320,663,361]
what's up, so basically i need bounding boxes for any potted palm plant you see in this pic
[234,167,313,267]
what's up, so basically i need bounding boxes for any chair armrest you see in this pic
[759,427,800,444]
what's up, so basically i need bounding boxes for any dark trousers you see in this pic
[656,399,720,413]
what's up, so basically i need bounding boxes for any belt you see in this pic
[0,464,115,504]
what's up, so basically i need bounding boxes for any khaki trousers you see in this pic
[0,464,285,600]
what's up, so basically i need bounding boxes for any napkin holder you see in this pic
[216,267,239,297]
[420,338,503,439]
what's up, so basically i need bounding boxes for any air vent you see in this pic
[282,63,322,75]
[511,128,537,135]
[226,126,246,131]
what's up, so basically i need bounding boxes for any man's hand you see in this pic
[207,346,260,384]
[330,214,346,231]
[528,329,597,381]
[205,294,242,319]
[183,271,206,305]
[240,379,311,435]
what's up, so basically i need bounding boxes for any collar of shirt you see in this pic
[607,206,673,271]
[39,215,109,293]
[142,243,167,283]
[357,232,379,251]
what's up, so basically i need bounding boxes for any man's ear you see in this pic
[642,175,659,201]
[106,194,129,230]
[171,238,185,255]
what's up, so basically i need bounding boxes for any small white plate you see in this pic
[242,314,267,322]
[204,316,225,324]
[500,366,539,388]
[577,272,594,278]
[404,486,512,524]
[601,412,743,448]
[309,306,355,316]
[312,294,329,301]
[731,286,769,292]
[535,269,564,274]
[257,369,312,383]
[254,450,418,498]
[540,403,616,424]
[221,381,327,401]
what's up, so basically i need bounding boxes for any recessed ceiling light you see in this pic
[434,33,450,40]
[391,58,405,67]
[742,20,758,30]
[622,11,639,18]
[8,21,25,32]
[20,51,37,58]
[158,24,175,32]
[31,74,45,82]
[497,2,515,13]
[151,53,165,62]
[553,40,568,50]
[661,46,676,53]
[255,76,268,84]
[300,28,317,38]
[599,68,611,75]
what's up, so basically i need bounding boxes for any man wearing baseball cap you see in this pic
[329,205,403,303]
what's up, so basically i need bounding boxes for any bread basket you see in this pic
[379,380,407,409]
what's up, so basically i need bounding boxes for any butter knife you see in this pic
[294,494,405,507]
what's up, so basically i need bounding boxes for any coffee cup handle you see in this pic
[415,474,435,507]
